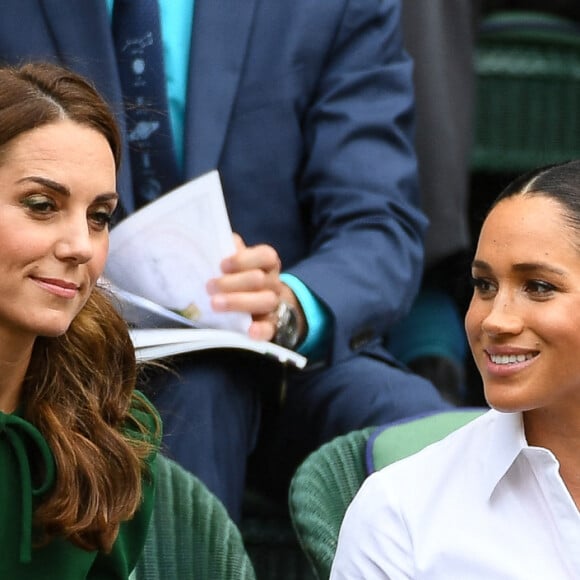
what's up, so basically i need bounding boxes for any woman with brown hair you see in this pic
[0,62,161,578]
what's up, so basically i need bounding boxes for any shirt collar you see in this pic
[481,409,527,499]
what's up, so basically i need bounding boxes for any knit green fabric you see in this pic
[134,455,257,580]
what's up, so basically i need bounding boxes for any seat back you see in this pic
[288,427,373,580]
[472,10,580,174]
[289,410,485,579]
[134,454,256,580]
[368,409,485,471]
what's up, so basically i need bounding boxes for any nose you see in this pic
[480,294,524,337]
[54,217,94,264]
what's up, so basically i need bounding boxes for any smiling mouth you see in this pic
[489,352,537,365]
[33,277,79,289]
[31,276,81,299]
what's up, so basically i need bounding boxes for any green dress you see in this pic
[0,392,160,579]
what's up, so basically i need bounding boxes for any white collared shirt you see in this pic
[330,410,580,579]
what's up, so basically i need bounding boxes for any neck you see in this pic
[524,408,580,507]
[0,338,35,414]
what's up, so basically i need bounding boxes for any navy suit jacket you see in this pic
[0,0,426,364]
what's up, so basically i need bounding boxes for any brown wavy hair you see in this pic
[0,62,160,552]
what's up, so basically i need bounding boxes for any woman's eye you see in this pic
[21,194,57,214]
[471,276,496,296]
[525,280,556,296]
[89,209,114,230]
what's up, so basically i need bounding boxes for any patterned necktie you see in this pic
[112,0,180,208]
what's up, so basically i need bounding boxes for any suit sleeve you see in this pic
[286,0,427,363]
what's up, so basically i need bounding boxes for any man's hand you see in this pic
[206,233,306,342]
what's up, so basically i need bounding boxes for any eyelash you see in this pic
[21,195,56,214]
[524,280,556,296]
[470,276,495,295]
[470,276,482,288]
[89,210,114,230]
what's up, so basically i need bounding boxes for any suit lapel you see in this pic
[184,0,258,177]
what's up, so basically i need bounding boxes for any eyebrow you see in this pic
[471,259,567,277]
[17,175,119,203]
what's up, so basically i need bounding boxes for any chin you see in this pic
[486,401,522,414]
[484,388,530,414]
[31,314,77,338]
[37,326,73,338]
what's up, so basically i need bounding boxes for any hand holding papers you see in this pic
[104,171,306,368]
[106,170,250,333]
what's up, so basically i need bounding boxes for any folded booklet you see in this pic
[103,171,307,368]
[105,285,306,368]
[129,327,307,368]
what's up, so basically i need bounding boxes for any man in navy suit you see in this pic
[0,0,450,519]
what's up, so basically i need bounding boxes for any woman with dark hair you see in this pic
[331,159,580,578]
[0,62,160,578]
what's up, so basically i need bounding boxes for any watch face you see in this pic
[275,301,300,349]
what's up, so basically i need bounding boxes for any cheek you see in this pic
[464,299,482,345]
[88,238,109,282]
[535,310,580,346]
[2,229,49,256]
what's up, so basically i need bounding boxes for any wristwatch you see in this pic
[273,301,301,349]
